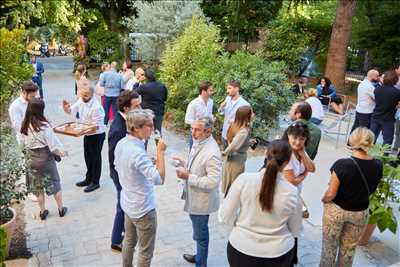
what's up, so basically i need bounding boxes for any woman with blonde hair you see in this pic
[222,106,252,197]
[305,88,324,125]
[320,127,383,267]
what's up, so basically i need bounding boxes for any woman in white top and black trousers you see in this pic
[20,98,67,220]
[219,140,302,267]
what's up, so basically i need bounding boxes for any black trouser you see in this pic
[227,242,295,267]
[370,119,395,145]
[84,133,105,185]
[350,112,372,133]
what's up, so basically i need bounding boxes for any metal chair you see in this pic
[319,102,356,148]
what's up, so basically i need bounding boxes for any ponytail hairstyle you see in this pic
[259,140,292,212]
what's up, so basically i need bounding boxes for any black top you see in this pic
[330,157,382,211]
[136,80,168,116]
[108,112,127,181]
[372,85,400,121]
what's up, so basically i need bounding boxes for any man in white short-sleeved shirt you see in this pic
[350,69,380,133]
[185,81,214,148]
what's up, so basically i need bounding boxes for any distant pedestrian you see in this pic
[320,127,382,267]
[121,60,135,90]
[291,76,307,96]
[20,98,68,220]
[305,89,324,125]
[114,109,167,267]
[218,80,251,148]
[127,67,145,91]
[174,117,222,267]
[136,69,168,135]
[219,140,301,267]
[350,69,380,132]
[62,85,106,193]
[222,106,252,197]
[30,55,44,99]
[392,63,400,152]
[185,80,214,148]
[370,70,400,145]
[108,91,142,252]
[316,77,343,114]
[74,64,88,96]
[99,61,124,125]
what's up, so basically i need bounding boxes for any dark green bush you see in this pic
[88,28,122,63]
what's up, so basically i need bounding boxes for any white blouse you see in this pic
[284,153,306,193]
[20,124,64,153]
[218,170,301,258]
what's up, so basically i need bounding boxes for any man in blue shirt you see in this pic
[100,61,124,125]
[30,55,44,99]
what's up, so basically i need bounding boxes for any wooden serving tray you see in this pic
[54,122,98,137]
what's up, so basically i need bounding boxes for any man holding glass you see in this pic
[114,109,167,267]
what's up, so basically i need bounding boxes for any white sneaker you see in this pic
[27,193,38,202]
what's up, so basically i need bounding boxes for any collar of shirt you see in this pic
[119,111,127,120]
[126,134,145,150]
[19,95,28,104]
[197,95,211,106]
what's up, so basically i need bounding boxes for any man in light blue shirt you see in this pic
[114,109,167,267]
[99,61,124,125]
[218,80,251,147]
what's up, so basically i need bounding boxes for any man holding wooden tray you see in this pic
[62,85,106,193]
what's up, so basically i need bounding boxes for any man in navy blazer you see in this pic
[30,55,45,99]
[108,90,141,252]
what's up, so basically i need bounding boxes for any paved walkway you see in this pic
[23,57,399,267]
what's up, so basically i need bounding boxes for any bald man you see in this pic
[63,85,106,193]
[350,69,380,133]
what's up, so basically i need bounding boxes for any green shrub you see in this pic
[160,15,294,138]
[0,28,33,110]
[0,126,27,225]
[88,28,122,63]
[0,226,6,266]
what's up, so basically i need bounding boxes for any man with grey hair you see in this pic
[173,117,222,267]
[62,84,106,193]
[114,109,167,267]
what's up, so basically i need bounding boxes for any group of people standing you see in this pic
[7,57,392,267]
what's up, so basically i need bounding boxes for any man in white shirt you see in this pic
[174,117,222,267]
[185,81,214,148]
[114,109,167,267]
[127,67,145,91]
[62,84,106,193]
[9,81,39,142]
[350,69,380,133]
[218,80,251,147]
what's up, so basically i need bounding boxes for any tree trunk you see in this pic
[324,0,357,92]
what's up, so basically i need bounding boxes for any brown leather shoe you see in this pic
[183,254,196,264]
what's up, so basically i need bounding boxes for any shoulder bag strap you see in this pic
[350,157,370,196]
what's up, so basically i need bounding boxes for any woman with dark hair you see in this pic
[221,106,252,197]
[20,98,67,220]
[282,121,316,264]
[219,140,301,267]
[316,77,344,114]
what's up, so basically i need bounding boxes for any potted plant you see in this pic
[0,128,28,253]
[359,144,400,245]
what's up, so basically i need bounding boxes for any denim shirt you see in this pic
[99,69,124,97]
[114,135,162,219]
[219,96,250,139]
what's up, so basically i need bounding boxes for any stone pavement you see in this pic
[22,57,399,267]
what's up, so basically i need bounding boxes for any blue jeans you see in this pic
[370,119,395,145]
[104,96,118,125]
[188,129,193,149]
[32,76,43,99]
[111,176,124,245]
[190,214,209,267]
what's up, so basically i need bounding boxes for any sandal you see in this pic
[39,209,49,220]
[58,207,68,217]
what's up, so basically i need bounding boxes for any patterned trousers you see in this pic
[320,203,368,267]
